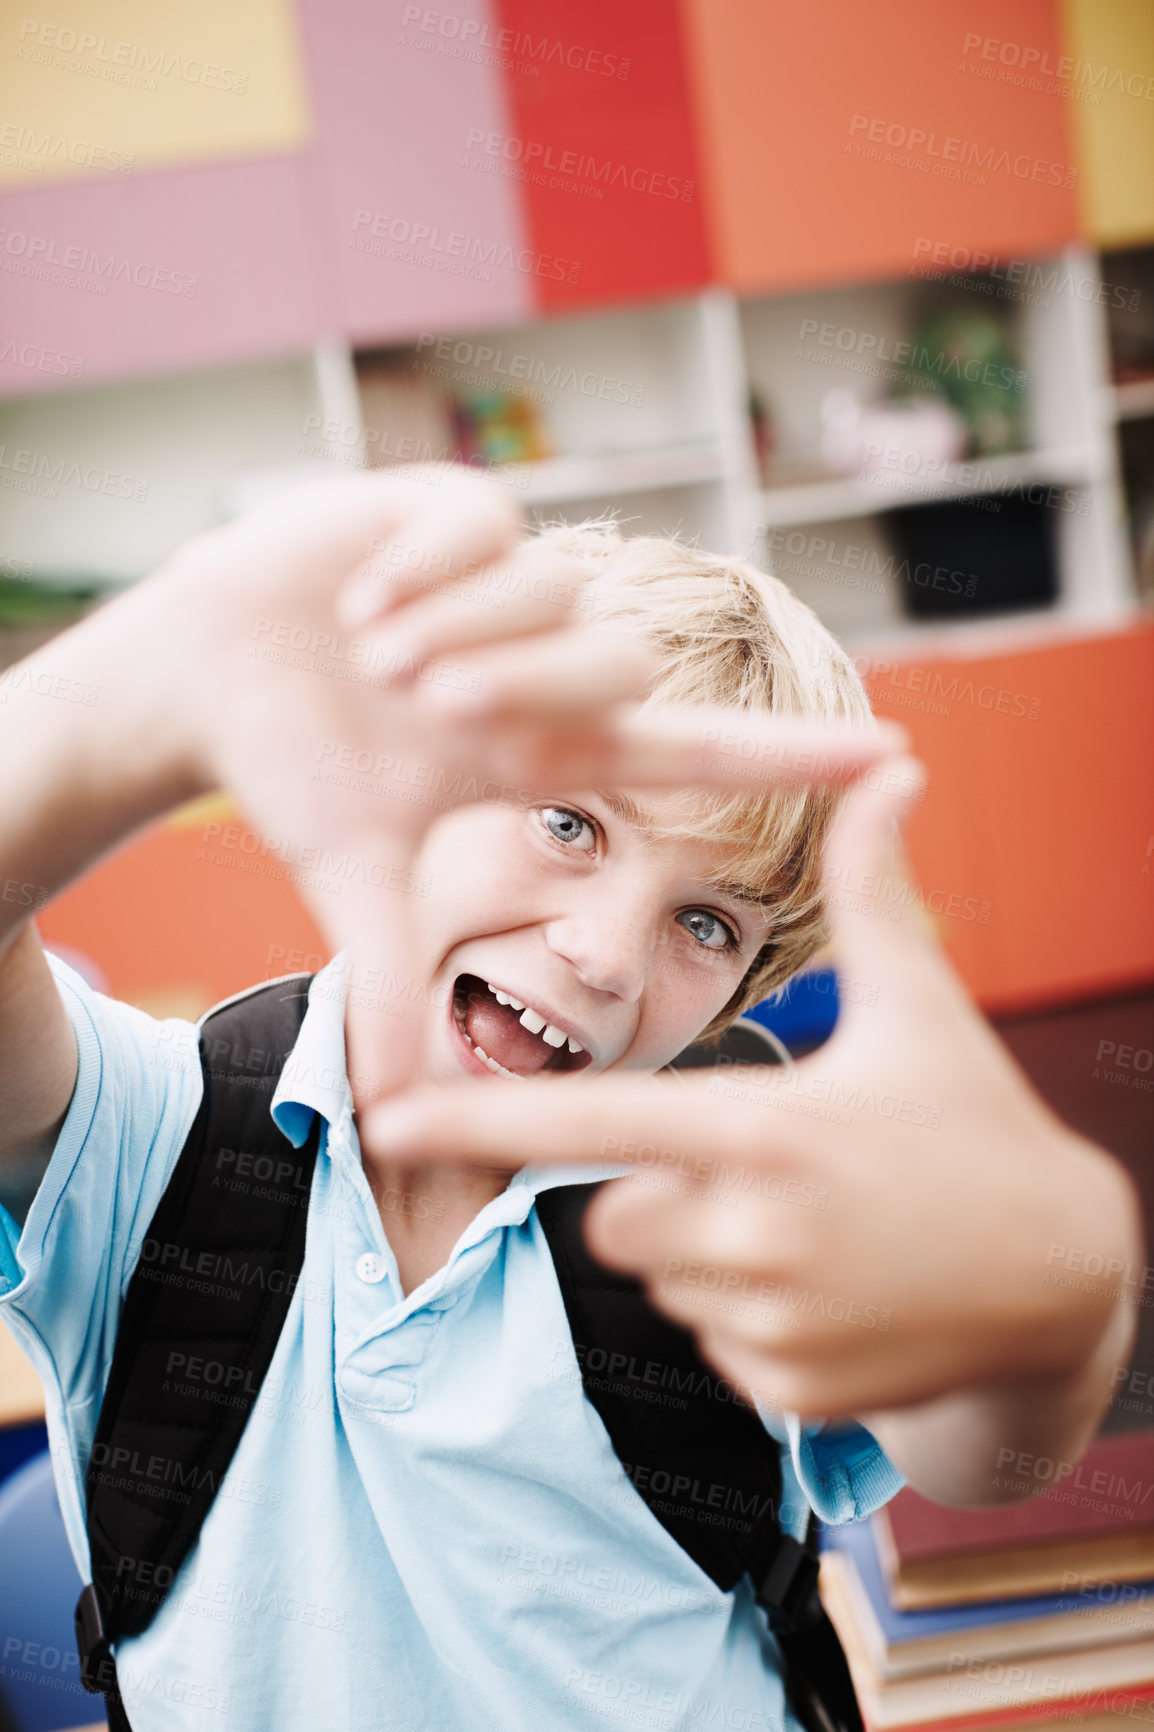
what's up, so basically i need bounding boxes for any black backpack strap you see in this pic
[536,1174,863,1732]
[76,973,320,1726]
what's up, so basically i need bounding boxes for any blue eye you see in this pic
[677,909,736,951]
[542,807,596,851]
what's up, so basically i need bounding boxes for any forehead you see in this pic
[594,788,766,906]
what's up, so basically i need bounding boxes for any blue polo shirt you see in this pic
[0,954,902,1731]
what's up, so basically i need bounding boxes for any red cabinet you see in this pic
[492,0,710,312]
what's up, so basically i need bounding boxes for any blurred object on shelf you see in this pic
[818,388,966,480]
[899,307,1025,456]
[748,388,775,484]
[1102,246,1154,385]
[882,495,1058,620]
[358,356,456,467]
[1134,503,1154,605]
[1120,417,1154,606]
[450,389,549,465]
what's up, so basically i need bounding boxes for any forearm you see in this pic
[0,554,213,951]
[864,1148,1142,1506]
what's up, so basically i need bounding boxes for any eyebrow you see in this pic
[595,789,655,830]
[594,790,768,916]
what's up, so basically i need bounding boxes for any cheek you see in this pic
[636,937,747,1057]
[413,809,539,943]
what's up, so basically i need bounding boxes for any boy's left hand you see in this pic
[362,758,1141,1463]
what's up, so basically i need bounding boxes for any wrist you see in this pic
[0,560,221,941]
[992,1131,1142,1395]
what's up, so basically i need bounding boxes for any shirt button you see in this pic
[356,1252,386,1284]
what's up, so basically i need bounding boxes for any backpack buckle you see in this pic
[75,1583,117,1694]
[753,1534,821,1634]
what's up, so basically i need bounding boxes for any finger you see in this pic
[582,1164,799,1284]
[363,545,590,678]
[335,466,524,627]
[820,753,938,985]
[442,697,905,798]
[682,1327,848,1421]
[613,708,908,792]
[820,754,1036,1080]
[432,629,659,736]
[290,826,431,1108]
[430,653,905,770]
[360,1070,799,1175]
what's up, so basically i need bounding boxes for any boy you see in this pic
[0,471,1136,1730]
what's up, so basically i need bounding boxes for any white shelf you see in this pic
[511,440,725,504]
[2,246,1141,656]
[843,598,1145,660]
[1113,378,1154,422]
[756,447,1097,529]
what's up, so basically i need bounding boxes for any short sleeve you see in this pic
[786,1414,904,1526]
[0,953,203,1564]
[757,1403,904,1533]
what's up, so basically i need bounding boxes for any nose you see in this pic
[544,877,657,1004]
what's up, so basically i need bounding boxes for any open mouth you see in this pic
[451,974,595,1079]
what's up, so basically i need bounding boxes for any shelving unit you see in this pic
[756,449,1095,529]
[333,246,1144,648]
[2,247,1150,661]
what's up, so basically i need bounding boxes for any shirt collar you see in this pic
[269,956,629,1197]
[271,956,355,1147]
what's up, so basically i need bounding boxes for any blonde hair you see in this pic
[532,519,874,1040]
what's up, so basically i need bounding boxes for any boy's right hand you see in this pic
[168,468,641,1103]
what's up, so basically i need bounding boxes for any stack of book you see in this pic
[820,1429,1154,1732]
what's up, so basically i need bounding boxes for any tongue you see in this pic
[464,994,555,1075]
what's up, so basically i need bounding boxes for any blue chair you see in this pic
[0,1451,100,1731]
[748,968,840,1057]
[0,1425,48,1494]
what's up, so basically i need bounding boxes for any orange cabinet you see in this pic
[680,0,1082,294]
[865,623,1154,1012]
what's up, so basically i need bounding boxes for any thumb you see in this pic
[821,754,932,987]
[295,834,431,1111]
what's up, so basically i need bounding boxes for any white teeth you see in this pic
[474,1045,489,1061]
[474,981,586,1058]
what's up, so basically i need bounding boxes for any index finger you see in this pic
[359,1070,796,1173]
[429,690,908,793]
[335,466,525,626]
